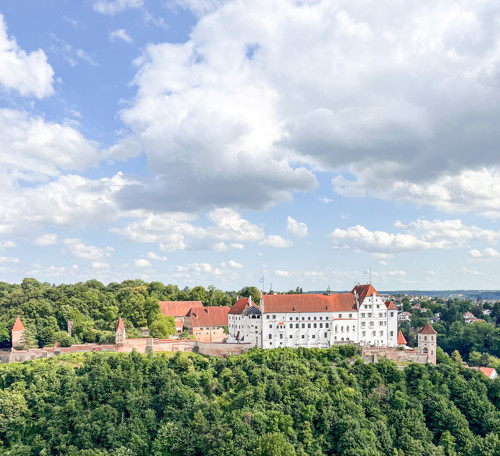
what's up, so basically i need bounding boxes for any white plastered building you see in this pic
[228,285,398,349]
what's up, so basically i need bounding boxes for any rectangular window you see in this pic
[313,323,317,328]
[280,334,283,339]
[380,331,383,336]
[339,314,342,318]
[390,331,394,336]
[349,313,352,318]
[296,323,299,328]
[362,331,366,336]
[372,331,376,336]
[301,335,305,339]
[319,323,323,328]
[391,312,394,317]
[266,315,270,319]
[326,323,329,328]
[273,315,276,319]
[324,332,327,338]
[289,335,293,339]
[308,323,311,328]
[289,323,293,328]
[269,334,272,339]
[361,313,365,318]
[302,323,305,328]
[269,325,273,328]
[312,335,315,338]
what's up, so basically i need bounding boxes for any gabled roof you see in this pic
[476,367,496,378]
[262,293,356,313]
[351,284,378,303]
[397,330,407,345]
[159,301,202,317]
[418,322,437,334]
[229,297,256,315]
[188,306,230,327]
[116,317,125,332]
[12,316,24,332]
[385,301,398,310]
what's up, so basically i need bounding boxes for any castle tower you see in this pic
[397,330,407,346]
[11,317,25,348]
[417,322,437,365]
[115,317,126,344]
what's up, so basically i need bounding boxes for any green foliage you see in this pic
[0,349,498,455]
[149,315,176,339]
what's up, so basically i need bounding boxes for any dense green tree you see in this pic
[149,316,176,339]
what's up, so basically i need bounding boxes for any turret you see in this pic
[11,317,25,348]
[417,322,437,365]
[115,317,126,344]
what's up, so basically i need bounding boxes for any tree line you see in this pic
[0,347,499,455]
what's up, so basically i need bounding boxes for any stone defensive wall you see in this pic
[0,339,253,364]
[360,346,430,364]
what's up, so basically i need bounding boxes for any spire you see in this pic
[397,330,407,345]
[116,317,125,332]
[418,322,437,335]
[12,316,24,332]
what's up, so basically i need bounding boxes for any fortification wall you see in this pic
[360,347,431,365]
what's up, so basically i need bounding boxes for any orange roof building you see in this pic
[115,317,126,344]
[159,301,202,318]
[184,306,230,343]
[12,316,25,332]
[11,317,25,347]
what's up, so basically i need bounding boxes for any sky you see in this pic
[1,0,500,291]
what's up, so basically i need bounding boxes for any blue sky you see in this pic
[1,0,500,291]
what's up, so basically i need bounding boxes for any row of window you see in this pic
[269,333,329,340]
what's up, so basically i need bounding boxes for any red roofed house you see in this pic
[227,285,399,349]
[471,367,498,379]
[184,306,230,342]
[159,301,202,331]
[115,317,126,344]
[11,317,25,347]
[417,322,437,365]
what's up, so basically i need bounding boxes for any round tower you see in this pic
[417,322,437,365]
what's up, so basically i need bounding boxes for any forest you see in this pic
[1,346,500,455]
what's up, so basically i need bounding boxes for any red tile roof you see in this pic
[229,297,257,315]
[262,293,356,313]
[159,301,202,317]
[477,367,496,378]
[351,284,378,303]
[12,316,24,331]
[188,306,230,327]
[385,301,398,310]
[397,330,407,345]
[116,317,125,332]
[418,322,437,334]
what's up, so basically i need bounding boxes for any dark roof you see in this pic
[262,293,356,313]
[159,301,202,317]
[418,322,437,334]
[188,306,230,327]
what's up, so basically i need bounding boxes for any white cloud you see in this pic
[93,0,143,15]
[275,269,289,276]
[0,15,54,98]
[228,260,243,269]
[170,0,226,16]
[0,109,100,181]
[461,267,482,276]
[468,248,499,258]
[134,258,152,268]
[33,234,58,246]
[92,261,110,269]
[0,256,19,264]
[76,49,99,66]
[259,235,293,248]
[110,29,133,43]
[230,243,244,250]
[286,216,308,238]
[146,251,167,261]
[176,262,212,273]
[114,0,500,216]
[330,219,500,253]
[0,240,16,250]
[64,238,113,261]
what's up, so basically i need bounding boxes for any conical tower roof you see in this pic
[116,317,125,332]
[12,316,24,331]
[397,330,407,345]
[418,322,437,335]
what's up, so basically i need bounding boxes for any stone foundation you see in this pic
[360,346,433,365]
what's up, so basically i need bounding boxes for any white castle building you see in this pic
[228,284,398,349]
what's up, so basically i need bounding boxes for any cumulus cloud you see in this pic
[286,216,308,238]
[176,262,212,273]
[0,109,100,181]
[33,234,57,246]
[112,0,500,216]
[468,248,499,258]
[134,258,152,268]
[146,251,167,261]
[93,0,143,15]
[0,15,54,98]
[64,238,113,261]
[259,235,293,248]
[330,219,500,253]
[110,29,133,43]
[92,261,110,269]
[275,269,289,276]
[227,260,243,269]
